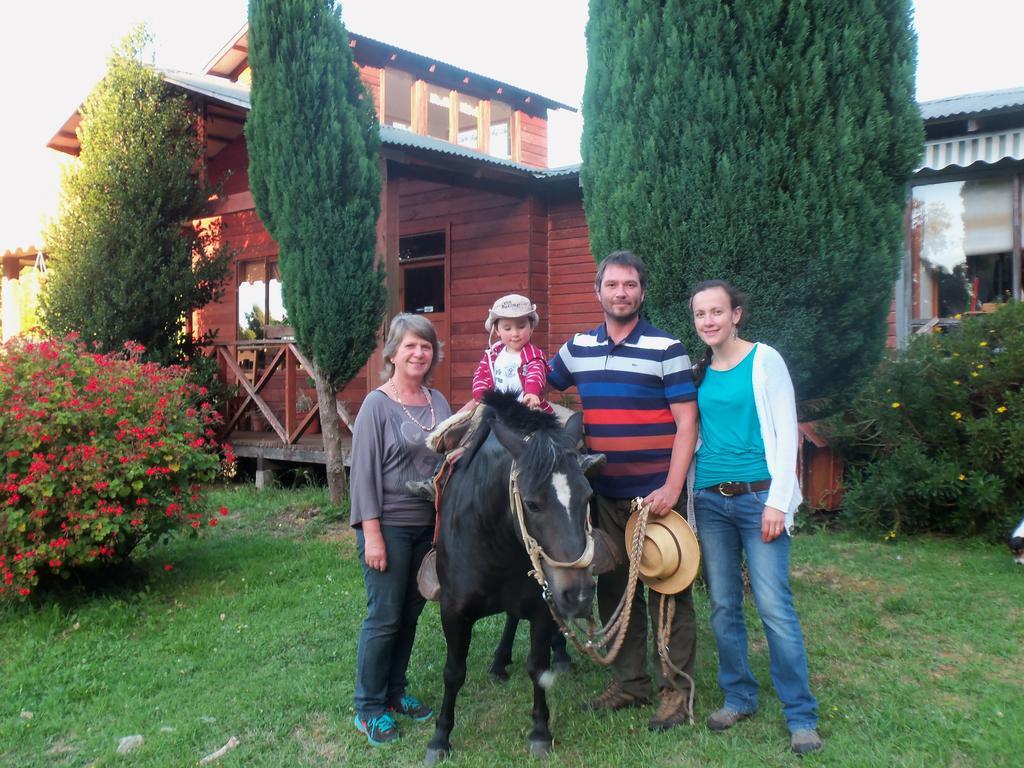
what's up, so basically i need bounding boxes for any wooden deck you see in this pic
[210,339,357,467]
[227,431,351,466]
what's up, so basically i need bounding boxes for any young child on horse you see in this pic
[472,293,554,413]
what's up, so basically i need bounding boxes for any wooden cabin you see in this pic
[49,24,600,466]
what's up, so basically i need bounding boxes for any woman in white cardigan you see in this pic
[689,280,821,755]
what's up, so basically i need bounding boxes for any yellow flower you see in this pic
[950,411,962,420]
[953,380,960,386]
[958,473,966,481]
[979,341,988,347]
[891,402,901,409]
[977,363,985,369]
[997,406,1008,414]
[971,372,979,378]
[953,352,960,357]
[954,313,962,319]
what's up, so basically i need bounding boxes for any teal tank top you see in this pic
[695,344,770,489]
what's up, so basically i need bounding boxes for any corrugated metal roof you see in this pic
[157,68,253,110]
[920,87,1024,121]
[378,126,576,179]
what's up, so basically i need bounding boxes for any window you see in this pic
[399,232,445,314]
[911,178,1014,321]
[237,259,287,339]
[426,85,451,141]
[456,94,480,149]
[489,101,512,159]
[383,68,414,130]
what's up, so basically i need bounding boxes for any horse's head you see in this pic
[490,403,601,620]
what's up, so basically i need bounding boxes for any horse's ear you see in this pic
[490,418,526,458]
[579,452,606,478]
[563,411,584,445]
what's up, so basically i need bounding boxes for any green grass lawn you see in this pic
[2,484,1022,767]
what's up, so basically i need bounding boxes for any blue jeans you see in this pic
[354,524,433,719]
[694,488,818,732]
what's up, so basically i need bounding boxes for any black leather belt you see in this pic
[708,480,772,496]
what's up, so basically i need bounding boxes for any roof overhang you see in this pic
[920,87,1024,122]
[204,23,574,117]
[47,68,250,157]
[47,72,580,185]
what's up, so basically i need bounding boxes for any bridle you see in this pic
[508,454,595,587]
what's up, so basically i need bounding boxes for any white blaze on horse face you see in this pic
[551,473,572,519]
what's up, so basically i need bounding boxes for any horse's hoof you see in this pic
[528,739,553,757]
[424,746,450,766]
[551,658,572,674]
[488,664,511,683]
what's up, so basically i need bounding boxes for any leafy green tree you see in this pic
[42,27,232,364]
[582,0,922,404]
[247,0,384,501]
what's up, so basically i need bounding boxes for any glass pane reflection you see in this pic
[911,178,1013,320]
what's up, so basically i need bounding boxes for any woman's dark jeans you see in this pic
[354,524,433,719]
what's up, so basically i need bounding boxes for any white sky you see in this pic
[1,0,1022,249]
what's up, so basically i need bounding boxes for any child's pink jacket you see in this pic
[472,341,553,412]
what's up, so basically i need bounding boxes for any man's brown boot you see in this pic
[648,687,691,731]
[582,681,650,712]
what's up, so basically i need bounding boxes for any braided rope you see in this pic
[655,593,696,724]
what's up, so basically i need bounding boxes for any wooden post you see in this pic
[284,345,296,442]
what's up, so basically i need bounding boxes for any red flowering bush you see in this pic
[0,335,236,601]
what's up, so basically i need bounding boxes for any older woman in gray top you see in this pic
[350,313,451,746]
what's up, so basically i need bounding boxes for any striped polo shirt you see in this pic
[548,318,696,499]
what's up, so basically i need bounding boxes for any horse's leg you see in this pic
[550,629,572,673]
[489,614,519,682]
[425,608,473,766]
[525,617,555,757]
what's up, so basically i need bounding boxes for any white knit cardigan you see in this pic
[685,342,803,532]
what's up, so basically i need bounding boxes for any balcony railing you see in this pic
[208,339,354,464]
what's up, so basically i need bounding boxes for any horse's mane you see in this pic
[481,390,559,433]
[473,390,572,491]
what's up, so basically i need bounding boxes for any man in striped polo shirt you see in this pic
[548,250,698,731]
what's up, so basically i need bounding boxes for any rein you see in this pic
[509,474,695,724]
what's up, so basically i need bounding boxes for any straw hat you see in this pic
[484,294,539,331]
[624,508,701,594]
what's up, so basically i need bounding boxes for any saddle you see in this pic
[413,403,483,601]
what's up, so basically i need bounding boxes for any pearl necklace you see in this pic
[388,377,436,432]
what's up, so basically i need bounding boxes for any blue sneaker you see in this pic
[388,694,434,721]
[354,712,399,745]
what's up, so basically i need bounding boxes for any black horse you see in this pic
[489,613,572,681]
[425,391,602,763]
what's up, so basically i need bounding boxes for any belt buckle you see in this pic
[718,482,739,497]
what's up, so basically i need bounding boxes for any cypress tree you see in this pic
[582,0,922,403]
[41,27,233,364]
[246,0,383,501]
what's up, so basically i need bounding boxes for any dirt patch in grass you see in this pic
[46,737,77,757]
[292,712,344,763]
[791,564,887,593]
[264,505,350,541]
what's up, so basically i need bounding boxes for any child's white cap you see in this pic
[485,294,539,331]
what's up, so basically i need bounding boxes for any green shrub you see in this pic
[0,335,235,601]
[824,303,1024,539]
